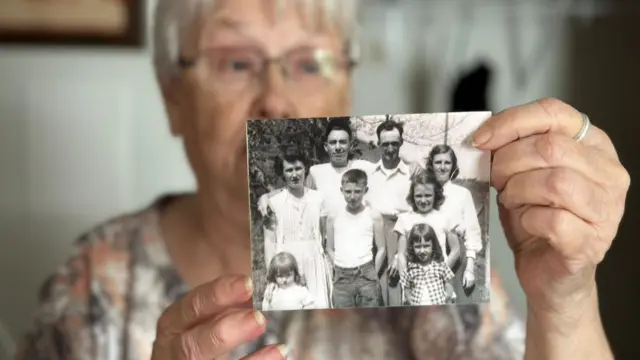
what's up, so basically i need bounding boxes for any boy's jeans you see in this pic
[332,260,381,308]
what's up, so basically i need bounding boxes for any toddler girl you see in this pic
[400,223,455,306]
[261,252,315,311]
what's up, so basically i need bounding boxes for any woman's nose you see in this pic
[252,66,295,120]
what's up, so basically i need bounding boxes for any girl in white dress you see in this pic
[262,252,315,311]
[393,172,461,274]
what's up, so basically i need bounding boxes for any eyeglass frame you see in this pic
[176,45,358,92]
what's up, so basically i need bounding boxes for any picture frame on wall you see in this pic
[0,0,144,47]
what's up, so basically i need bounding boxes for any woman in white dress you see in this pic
[262,148,332,308]
[425,144,484,301]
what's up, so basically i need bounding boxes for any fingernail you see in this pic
[245,277,253,293]
[254,311,265,326]
[232,276,252,295]
[472,129,492,147]
[276,344,289,358]
[497,191,508,205]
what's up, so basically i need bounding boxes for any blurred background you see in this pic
[0,0,638,358]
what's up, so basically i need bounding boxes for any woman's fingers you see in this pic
[498,167,610,224]
[463,272,475,289]
[240,344,289,360]
[176,309,267,359]
[472,98,617,156]
[519,206,610,267]
[491,132,625,192]
[151,275,263,360]
[157,275,253,335]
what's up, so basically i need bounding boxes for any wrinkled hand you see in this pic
[151,275,286,360]
[473,98,630,318]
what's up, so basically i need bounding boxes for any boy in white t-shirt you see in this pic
[326,169,386,308]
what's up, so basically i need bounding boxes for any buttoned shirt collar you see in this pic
[373,159,410,177]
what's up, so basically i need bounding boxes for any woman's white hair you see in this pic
[152,0,360,84]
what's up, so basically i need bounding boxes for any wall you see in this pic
[0,0,587,346]
[565,6,640,357]
[0,50,197,349]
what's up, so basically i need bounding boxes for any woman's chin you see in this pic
[211,167,248,204]
[436,174,450,183]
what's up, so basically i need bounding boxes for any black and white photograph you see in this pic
[247,112,492,311]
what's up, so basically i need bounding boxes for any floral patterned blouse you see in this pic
[15,196,526,360]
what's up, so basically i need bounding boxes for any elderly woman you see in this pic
[16,1,629,360]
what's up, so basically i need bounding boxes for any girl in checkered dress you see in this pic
[400,223,456,306]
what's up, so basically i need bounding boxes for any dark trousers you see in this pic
[378,215,402,306]
[332,261,382,308]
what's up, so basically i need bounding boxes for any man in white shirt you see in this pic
[365,120,422,306]
[304,118,376,216]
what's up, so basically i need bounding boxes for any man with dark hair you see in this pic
[366,119,423,306]
[305,117,376,215]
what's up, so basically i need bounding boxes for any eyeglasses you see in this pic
[178,46,356,95]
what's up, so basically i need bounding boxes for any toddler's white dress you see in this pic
[262,284,315,311]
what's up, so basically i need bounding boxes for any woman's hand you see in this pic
[391,253,407,277]
[473,98,630,327]
[151,275,287,360]
[388,255,399,279]
[258,195,271,217]
[445,283,457,304]
[462,267,476,289]
[444,230,461,270]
